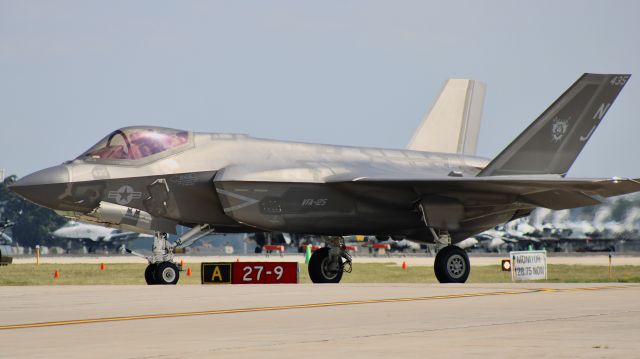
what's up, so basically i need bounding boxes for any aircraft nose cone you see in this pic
[11,165,70,187]
[9,165,70,209]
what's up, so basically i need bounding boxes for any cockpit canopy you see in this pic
[79,127,190,161]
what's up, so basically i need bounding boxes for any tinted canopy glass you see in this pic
[80,127,189,161]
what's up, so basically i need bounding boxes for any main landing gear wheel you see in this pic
[434,245,470,283]
[309,247,344,283]
[144,263,157,285]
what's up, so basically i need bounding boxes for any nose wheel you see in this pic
[144,262,180,285]
[144,263,157,285]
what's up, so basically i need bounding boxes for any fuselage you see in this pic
[11,127,491,240]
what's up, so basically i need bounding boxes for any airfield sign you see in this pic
[201,262,298,284]
[509,251,547,281]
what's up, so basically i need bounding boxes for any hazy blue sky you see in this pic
[1,1,639,178]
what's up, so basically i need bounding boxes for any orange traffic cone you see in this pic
[186,267,192,277]
[180,259,185,268]
[54,270,60,279]
[402,261,408,270]
[100,262,105,271]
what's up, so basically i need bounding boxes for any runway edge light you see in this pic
[501,259,511,272]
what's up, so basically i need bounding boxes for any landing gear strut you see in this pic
[418,203,471,283]
[308,237,352,283]
[142,232,180,285]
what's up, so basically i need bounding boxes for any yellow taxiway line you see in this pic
[0,285,631,331]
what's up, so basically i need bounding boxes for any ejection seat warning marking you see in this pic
[201,263,232,284]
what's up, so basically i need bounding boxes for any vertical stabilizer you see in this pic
[478,74,630,177]
[407,79,486,155]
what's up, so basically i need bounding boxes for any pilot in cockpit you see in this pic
[80,127,189,161]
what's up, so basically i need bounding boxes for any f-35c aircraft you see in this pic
[10,73,638,285]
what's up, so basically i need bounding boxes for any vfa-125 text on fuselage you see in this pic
[10,73,639,285]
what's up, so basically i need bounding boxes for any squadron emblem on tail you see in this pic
[551,117,569,142]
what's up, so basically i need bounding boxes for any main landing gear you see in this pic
[304,234,471,284]
[308,237,352,283]
[122,225,215,285]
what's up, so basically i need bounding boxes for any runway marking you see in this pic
[0,285,632,331]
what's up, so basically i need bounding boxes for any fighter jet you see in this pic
[10,73,639,285]
[52,220,152,252]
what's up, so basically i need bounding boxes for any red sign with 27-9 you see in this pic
[231,262,298,284]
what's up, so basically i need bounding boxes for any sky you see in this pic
[1,0,639,178]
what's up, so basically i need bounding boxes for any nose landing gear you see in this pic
[122,225,215,285]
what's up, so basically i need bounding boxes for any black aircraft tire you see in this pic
[154,262,180,285]
[309,247,343,284]
[434,245,470,283]
[144,263,157,285]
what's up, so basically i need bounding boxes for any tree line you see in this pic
[0,175,66,247]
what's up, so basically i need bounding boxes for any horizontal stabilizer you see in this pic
[522,190,601,210]
[346,176,640,210]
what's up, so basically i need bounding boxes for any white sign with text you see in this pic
[510,251,547,281]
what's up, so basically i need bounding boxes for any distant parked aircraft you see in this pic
[53,221,152,251]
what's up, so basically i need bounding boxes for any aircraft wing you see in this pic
[338,176,640,210]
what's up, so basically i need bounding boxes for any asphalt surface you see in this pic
[1,283,639,358]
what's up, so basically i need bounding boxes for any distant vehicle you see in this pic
[52,221,152,252]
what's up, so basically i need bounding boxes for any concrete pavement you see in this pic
[1,283,639,358]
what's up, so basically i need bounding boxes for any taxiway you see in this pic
[1,283,639,358]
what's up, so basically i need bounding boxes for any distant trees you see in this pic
[0,175,66,247]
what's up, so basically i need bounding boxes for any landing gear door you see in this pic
[144,179,171,216]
